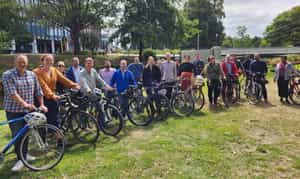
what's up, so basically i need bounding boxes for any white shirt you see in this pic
[72,66,81,83]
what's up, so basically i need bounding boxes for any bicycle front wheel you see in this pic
[100,104,124,136]
[19,124,65,171]
[171,92,194,117]
[192,86,205,111]
[70,111,100,144]
[129,97,155,126]
[289,83,300,105]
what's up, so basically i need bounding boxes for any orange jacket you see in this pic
[33,67,77,100]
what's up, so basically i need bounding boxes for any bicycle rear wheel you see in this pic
[171,92,194,117]
[153,94,171,121]
[129,97,155,126]
[19,124,65,171]
[70,111,100,144]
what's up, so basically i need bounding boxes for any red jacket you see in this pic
[221,61,239,76]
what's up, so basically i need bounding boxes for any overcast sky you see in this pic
[223,0,299,37]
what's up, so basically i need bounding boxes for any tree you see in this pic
[183,0,225,48]
[0,0,31,50]
[80,31,101,53]
[265,6,300,46]
[31,0,120,54]
[111,0,180,61]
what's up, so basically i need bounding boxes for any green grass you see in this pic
[0,78,300,178]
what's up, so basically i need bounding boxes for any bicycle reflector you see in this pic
[24,112,47,127]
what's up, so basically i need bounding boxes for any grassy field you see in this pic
[0,78,300,179]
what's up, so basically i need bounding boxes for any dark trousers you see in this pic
[44,98,59,127]
[118,94,131,120]
[208,79,221,104]
[257,80,268,100]
[163,81,176,99]
[146,88,160,112]
[278,77,289,98]
[6,112,28,160]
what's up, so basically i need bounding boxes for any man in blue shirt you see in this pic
[65,57,83,83]
[127,56,144,82]
[110,59,136,120]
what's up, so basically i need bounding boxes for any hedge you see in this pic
[0,54,138,75]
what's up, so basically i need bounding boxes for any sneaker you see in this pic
[26,154,36,161]
[11,160,24,172]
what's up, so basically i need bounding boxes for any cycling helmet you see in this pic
[24,112,47,127]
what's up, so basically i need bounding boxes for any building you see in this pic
[12,0,110,54]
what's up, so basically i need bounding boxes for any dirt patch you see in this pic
[129,129,146,138]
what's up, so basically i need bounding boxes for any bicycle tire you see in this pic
[99,104,124,136]
[171,92,194,117]
[19,124,65,171]
[128,97,155,126]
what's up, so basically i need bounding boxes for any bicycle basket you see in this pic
[194,75,204,86]
[24,112,47,127]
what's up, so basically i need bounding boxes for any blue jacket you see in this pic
[127,63,144,81]
[110,70,136,94]
[65,66,83,83]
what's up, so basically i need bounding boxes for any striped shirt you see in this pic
[2,68,43,112]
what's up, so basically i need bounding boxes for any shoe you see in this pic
[11,160,24,172]
[26,154,36,161]
[286,99,291,104]
[280,98,283,103]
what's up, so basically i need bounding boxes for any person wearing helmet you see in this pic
[2,54,48,172]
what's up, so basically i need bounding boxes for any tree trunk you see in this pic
[139,39,143,63]
[70,26,81,55]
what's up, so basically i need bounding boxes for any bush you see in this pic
[143,49,157,62]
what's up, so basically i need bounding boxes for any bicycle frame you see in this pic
[0,117,30,155]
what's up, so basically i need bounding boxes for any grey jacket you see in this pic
[274,63,297,81]
[79,68,107,94]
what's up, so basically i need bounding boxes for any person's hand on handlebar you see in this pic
[39,105,48,113]
[24,103,37,111]
[104,86,114,92]
[53,95,61,101]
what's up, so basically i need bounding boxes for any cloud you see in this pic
[223,0,300,37]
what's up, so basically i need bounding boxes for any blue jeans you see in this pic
[6,112,28,160]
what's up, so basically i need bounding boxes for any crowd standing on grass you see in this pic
[1,52,299,172]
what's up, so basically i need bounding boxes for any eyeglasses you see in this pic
[58,65,65,67]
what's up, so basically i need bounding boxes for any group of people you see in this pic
[2,51,298,171]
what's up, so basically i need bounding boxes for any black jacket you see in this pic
[142,65,161,86]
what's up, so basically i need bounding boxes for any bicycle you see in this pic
[145,82,171,121]
[123,85,155,126]
[185,75,205,111]
[246,73,266,105]
[289,74,300,105]
[59,90,100,143]
[160,80,195,117]
[0,109,65,171]
[222,74,239,107]
[85,88,124,136]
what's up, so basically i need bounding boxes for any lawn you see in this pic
[0,78,300,178]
